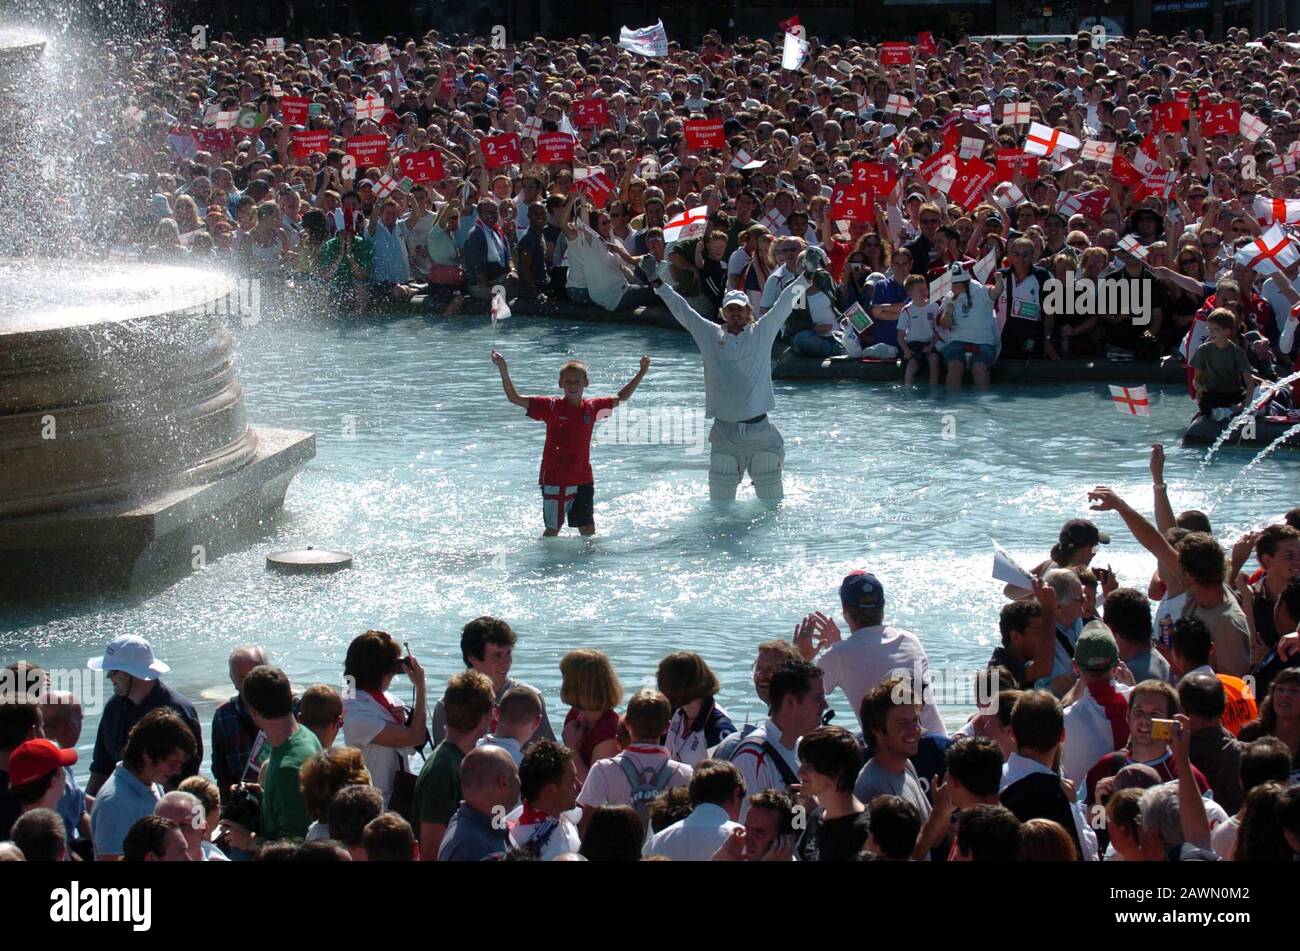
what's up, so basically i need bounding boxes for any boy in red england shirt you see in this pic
[491,350,650,536]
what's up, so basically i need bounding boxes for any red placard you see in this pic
[1109,153,1144,190]
[995,148,1040,182]
[852,161,897,196]
[537,131,575,164]
[880,43,912,66]
[1197,101,1241,137]
[919,146,956,184]
[947,156,996,208]
[398,149,444,183]
[917,31,939,58]
[439,69,455,98]
[574,171,615,207]
[279,95,310,127]
[572,98,610,128]
[829,182,873,222]
[684,119,725,151]
[480,132,522,169]
[345,133,389,169]
[291,129,329,160]
[1151,101,1189,133]
[193,128,232,152]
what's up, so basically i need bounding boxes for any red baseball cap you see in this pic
[8,739,77,787]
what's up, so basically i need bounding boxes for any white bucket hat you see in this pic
[87,635,170,680]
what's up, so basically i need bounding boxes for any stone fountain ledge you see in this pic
[0,259,315,599]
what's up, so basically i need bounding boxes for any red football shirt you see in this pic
[525,396,617,486]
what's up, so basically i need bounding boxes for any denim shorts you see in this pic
[941,341,997,367]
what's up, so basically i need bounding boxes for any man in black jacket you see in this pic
[998,690,1097,860]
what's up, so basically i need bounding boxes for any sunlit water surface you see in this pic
[4,314,1297,778]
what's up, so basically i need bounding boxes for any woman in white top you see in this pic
[561,193,659,312]
[341,630,428,809]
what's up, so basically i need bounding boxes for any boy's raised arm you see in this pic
[490,350,530,408]
[616,355,651,404]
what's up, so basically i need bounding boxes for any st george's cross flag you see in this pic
[1253,194,1300,225]
[1080,140,1115,165]
[1116,234,1149,260]
[1002,101,1032,126]
[886,93,914,117]
[354,97,386,122]
[1234,223,1300,276]
[1023,122,1080,157]
[1240,111,1269,142]
[1109,385,1151,417]
[664,205,710,242]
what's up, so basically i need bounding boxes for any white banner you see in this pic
[619,20,669,58]
[782,31,809,71]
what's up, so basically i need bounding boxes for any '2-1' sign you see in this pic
[398,150,444,183]
[480,133,522,170]
[830,183,873,222]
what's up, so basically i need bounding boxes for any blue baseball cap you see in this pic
[840,571,885,610]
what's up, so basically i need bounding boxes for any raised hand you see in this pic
[490,350,507,369]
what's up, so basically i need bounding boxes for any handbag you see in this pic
[428,263,465,285]
[389,756,418,825]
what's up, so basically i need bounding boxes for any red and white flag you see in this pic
[1116,234,1149,260]
[885,93,913,117]
[959,135,985,160]
[1131,146,1160,178]
[1234,223,1300,275]
[374,174,401,197]
[1080,140,1115,165]
[664,205,710,242]
[1232,224,1294,276]
[1024,122,1080,157]
[266,37,285,52]
[1057,188,1109,221]
[1240,111,1268,142]
[731,149,766,170]
[490,287,511,326]
[992,181,1025,209]
[372,44,391,63]
[1002,101,1031,126]
[761,208,786,234]
[973,248,999,282]
[1269,154,1298,177]
[354,97,386,122]
[1108,385,1151,417]
[1253,194,1300,224]
[520,116,543,140]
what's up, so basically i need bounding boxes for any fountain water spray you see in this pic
[1213,422,1300,510]
[1196,369,1300,473]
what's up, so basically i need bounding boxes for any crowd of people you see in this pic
[98,23,1300,401]
[1,440,1298,862]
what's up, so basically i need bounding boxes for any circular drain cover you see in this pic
[266,547,353,574]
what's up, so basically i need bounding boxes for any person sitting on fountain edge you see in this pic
[1191,309,1256,422]
[491,350,649,537]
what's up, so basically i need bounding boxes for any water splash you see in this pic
[1216,422,1300,505]
[1196,369,1300,473]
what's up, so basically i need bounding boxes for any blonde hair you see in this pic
[560,649,623,712]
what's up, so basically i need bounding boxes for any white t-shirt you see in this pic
[341,690,414,809]
[1061,681,1133,788]
[507,807,582,860]
[730,720,801,821]
[566,229,629,310]
[642,802,742,861]
[898,301,941,343]
[576,744,692,811]
[1211,813,1240,860]
[817,625,948,737]
[664,703,733,767]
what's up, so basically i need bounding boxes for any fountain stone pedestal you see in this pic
[0,260,315,598]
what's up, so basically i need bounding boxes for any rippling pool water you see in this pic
[4,313,1298,776]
